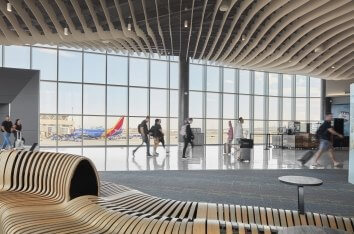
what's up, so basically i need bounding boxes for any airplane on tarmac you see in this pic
[55,117,125,141]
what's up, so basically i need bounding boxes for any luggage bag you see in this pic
[15,131,24,149]
[223,143,231,154]
[297,150,314,165]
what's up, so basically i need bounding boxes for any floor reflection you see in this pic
[40,145,349,171]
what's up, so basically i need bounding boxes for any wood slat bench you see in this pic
[0,150,353,234]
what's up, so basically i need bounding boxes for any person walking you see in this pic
[312,113,343,167]
[182,118,194,159]
[226,120,233,154]
[149,118,164,156]
[1,115,13,150]
[133,116,152,157]
[13,119,25,148]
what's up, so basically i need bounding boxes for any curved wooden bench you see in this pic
[0,150,353,234]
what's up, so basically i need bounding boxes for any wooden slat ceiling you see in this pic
[0,0,353,80]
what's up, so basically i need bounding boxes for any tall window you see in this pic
[0,45,323,151]
[59,50,82,82]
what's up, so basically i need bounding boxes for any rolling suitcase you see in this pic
[239,138,253,161]
[15,131,24,149]
[223,143,231,154]
[239,148,251,161]
[297,150,314,165]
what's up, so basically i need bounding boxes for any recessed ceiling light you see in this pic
[314,45,324,53]
[7,2,12,12]
[127,23,132,31]
[64,27,69,36]
[331,66,335,69]
[241,35,246,41]
[220,0,231,11]
[288,60,292,63]
[184,20,188,28]
[102,40,110,44]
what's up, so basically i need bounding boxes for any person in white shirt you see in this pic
[234,117,244,157]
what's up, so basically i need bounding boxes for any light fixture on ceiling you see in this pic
[288,60,292,63]
[331,66,335,69]
[127,16,132,31]
[7,2,12,12]
[102,40,110,44]
[184,20,188,28]
[241,35,246,41]
[314,45,324,53]
[220,0,231,12]
[64,27,69,36]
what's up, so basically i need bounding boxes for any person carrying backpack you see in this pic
[312,113,343,167]
[149,119,165,156]
[182,118,194,159]
[133,116,152,157]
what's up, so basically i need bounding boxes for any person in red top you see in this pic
[227,120,233,143]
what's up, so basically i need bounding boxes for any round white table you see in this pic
[278,175,323,214]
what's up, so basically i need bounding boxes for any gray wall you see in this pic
[10,73,39,145]
[0,104,9,117]
[0,68,39,146]
[326,79,354,97]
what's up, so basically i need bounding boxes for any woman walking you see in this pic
[226,121,233,154]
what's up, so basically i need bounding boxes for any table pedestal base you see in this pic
[298,186,304,214]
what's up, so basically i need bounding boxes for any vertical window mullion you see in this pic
[219,67,223,145]
[127,53,130,148]
[104,51,108,171]
[167,58,171,146]
[264,72,269,138]
[279,74,283,127]
[81,51,84,148]
[292,75,296,121]
[250,71,254,138]
[56,47,59,148]
[306,76,310,122]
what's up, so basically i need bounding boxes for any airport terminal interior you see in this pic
[0,0,353,233]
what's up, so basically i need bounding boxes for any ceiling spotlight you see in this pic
[220,0,231,12]
[331,66,335,69]
[7,2,12,12]
[314,45,324,53]
[241,35,246,41]
[64,27,69,36]
[127,22,132,31]
[102,40,110,44]
[184,20,188,28]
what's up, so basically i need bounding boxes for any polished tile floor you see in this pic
[41,145,349,172]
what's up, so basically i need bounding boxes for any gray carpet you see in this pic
[99,169,354,218]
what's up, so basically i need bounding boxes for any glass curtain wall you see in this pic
[1,45,179,148]
[0,45,322,147]
[189,61,322,145]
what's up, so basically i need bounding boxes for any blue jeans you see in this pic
[1,132,11,149]
[319,139,333,151]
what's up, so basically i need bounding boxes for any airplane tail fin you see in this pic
[106,116,125,137]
